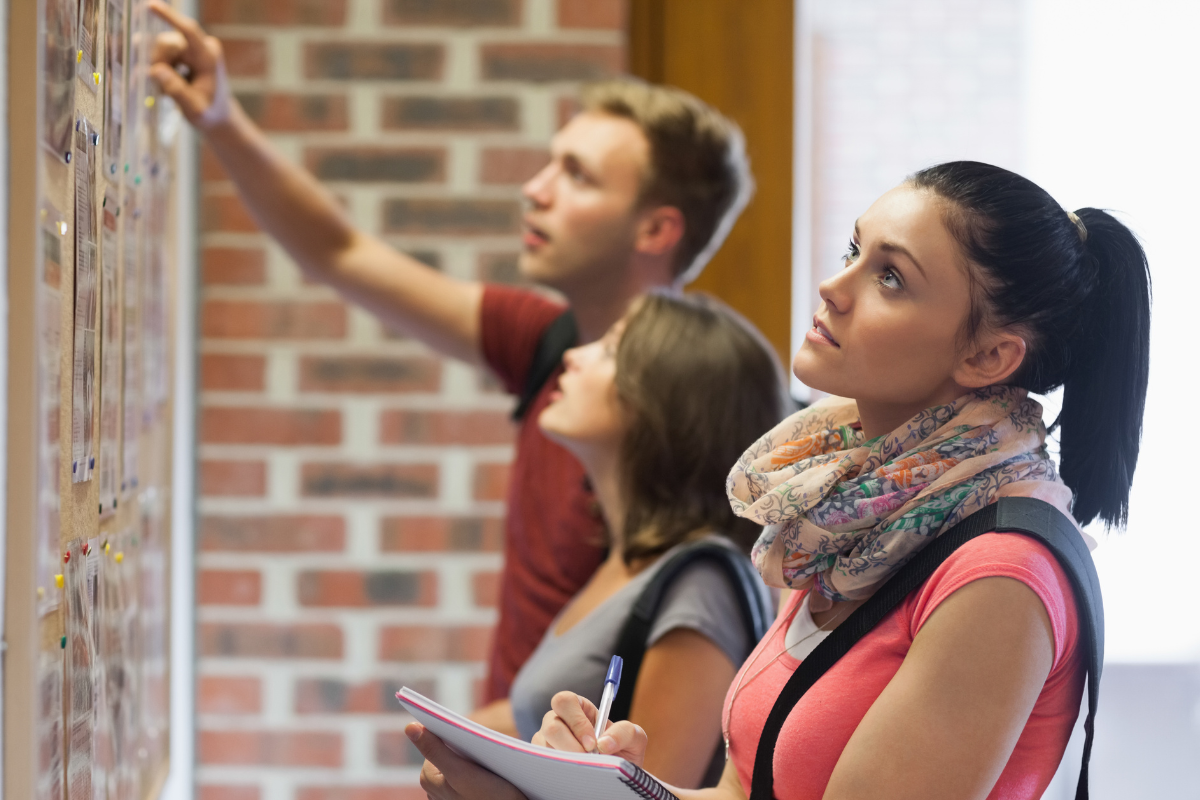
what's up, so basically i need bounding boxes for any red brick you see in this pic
[480,43,623,82]
[199,623,343,659]
[236,92,349,132]
[381,95,519,131]
[295,678,434,714]
[480,147,549,185]
[376,731,423,766]
[198,570,262,606]
[379,625,492,662]
[300,463,438,499]
[299,356,440,393]
[297,570,437,607]
[198,676,262,714]
[201,407,341,446]
[379,516,504,552]
[379,410,515,445]
[304,42,444,81]
[222,38,268,77]
[472,571,500,608]
[201,0,347,26]
[202,300,347,340]
[382,199,521,235]
[202,192,259,233]
[201,143,230,181]
[200,460,267,497]
[199,788,261,800]
[201,353,266,391]
[201,247,266,286]
[305,147,445,183]
[199,730,342,767]
[473,462,510,501]
[200,515,346,553]
[557,94,582,128]
[382,0,521,27]
[477,251,527,285]
[296,789,427,800]
[557,0,625,29]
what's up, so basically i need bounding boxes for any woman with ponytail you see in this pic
[405,161,1151,800]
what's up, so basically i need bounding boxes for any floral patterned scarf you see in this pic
[727,386,1079,601]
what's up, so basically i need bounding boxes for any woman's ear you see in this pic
[955,330,1027,388]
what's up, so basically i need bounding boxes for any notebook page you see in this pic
[397,688,678,800]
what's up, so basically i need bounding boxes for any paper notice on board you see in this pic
[98,191,121,515]
[121,191,139,495]
[103,0,126,177]
[43,0,77,159]
[77,0,101,91]
[65,540,94,800]
[35,646,65,800]
[72,119,99,484]
[88,537,113,800]
[38,210,66,616]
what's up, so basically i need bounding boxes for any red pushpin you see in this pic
[63,551,70,564]
[82,542,90,555]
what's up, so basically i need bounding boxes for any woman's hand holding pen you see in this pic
[533,691,649,766]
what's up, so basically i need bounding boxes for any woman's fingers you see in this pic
[596,720,649,763]
[540,691,601,752]
[147,0,213,63]
[407,722,528,800]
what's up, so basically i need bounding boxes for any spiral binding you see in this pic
[619,764,679,800]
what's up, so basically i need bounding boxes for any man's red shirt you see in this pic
[478,285,608,702]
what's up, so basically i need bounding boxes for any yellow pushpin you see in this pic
[105,542,110,553]
[93,72,101,85]
[39,209,47,220]
[55,574,64,589]
[77,50,83,63]
[37,587,45,598]
[145,96,156,108]
[115,552,124,563]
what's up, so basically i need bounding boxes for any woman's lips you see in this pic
[807,317,840,347]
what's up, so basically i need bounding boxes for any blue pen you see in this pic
[592,655,623,752]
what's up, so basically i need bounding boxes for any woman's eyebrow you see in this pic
[855,221,927,279]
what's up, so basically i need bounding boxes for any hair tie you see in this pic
[1067,211,1088,242]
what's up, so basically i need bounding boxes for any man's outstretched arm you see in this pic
[148,0,484,365]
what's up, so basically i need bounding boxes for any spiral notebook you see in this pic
[396,687,678,800]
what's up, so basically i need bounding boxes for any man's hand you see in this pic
[406,723,528,800]
[147,0,231,129]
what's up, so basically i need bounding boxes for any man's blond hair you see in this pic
[580,79,754,283]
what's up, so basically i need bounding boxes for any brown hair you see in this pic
[614,292,788,564]
[580,79,754,283]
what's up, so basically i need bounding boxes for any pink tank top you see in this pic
[723,532,1085,800]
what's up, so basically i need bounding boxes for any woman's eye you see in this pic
[877,268,902,289]
[842,239,860,267]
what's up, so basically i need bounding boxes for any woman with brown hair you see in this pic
[467,290,788,789]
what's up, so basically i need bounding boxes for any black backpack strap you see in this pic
[749,496,1103,800]
[609,541,774,723]
[512,309,578,421]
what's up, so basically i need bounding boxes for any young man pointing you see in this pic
[148,1,753,721]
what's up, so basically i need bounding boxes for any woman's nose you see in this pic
[817,265,854,315]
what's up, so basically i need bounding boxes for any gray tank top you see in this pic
[509,537,754,742]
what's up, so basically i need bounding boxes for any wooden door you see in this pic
[629,0,794,364]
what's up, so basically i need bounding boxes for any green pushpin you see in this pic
[60,636,66,649]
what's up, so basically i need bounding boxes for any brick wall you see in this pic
[195,1,625,798]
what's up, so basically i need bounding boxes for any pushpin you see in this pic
[40,208,47,220]
[91,133,99,146]
[111,164,116,174]
[134,176,141,185]
[59,222,68,235]
[60,636,66,649]
[93,72,101,85]
[65,152,71,163]
[104,541,110,553]
[55,574,64,588]
[82,542,89,555]
[37,587,45,598]
[77,50,82,63]
[63,551,70,563]
[115,552,124,563]
[145,96,156,108]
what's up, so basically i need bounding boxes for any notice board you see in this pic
[5,0,181,797]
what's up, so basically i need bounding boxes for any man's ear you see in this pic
[633,205,685,259]
[955,330,1027,388]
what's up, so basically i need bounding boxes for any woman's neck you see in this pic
[575,445,628,555]
[855,383,970,440]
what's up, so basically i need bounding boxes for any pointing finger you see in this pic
[147,0,215,66]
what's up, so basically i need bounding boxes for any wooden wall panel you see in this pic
[629,0,794,364]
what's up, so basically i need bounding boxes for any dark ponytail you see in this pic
[911,162,1151,528]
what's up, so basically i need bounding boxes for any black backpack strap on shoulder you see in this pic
[609,541,774,724]
[512,309,577,421]
[749,497,1103,800]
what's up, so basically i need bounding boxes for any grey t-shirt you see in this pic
[509,537,756,742]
